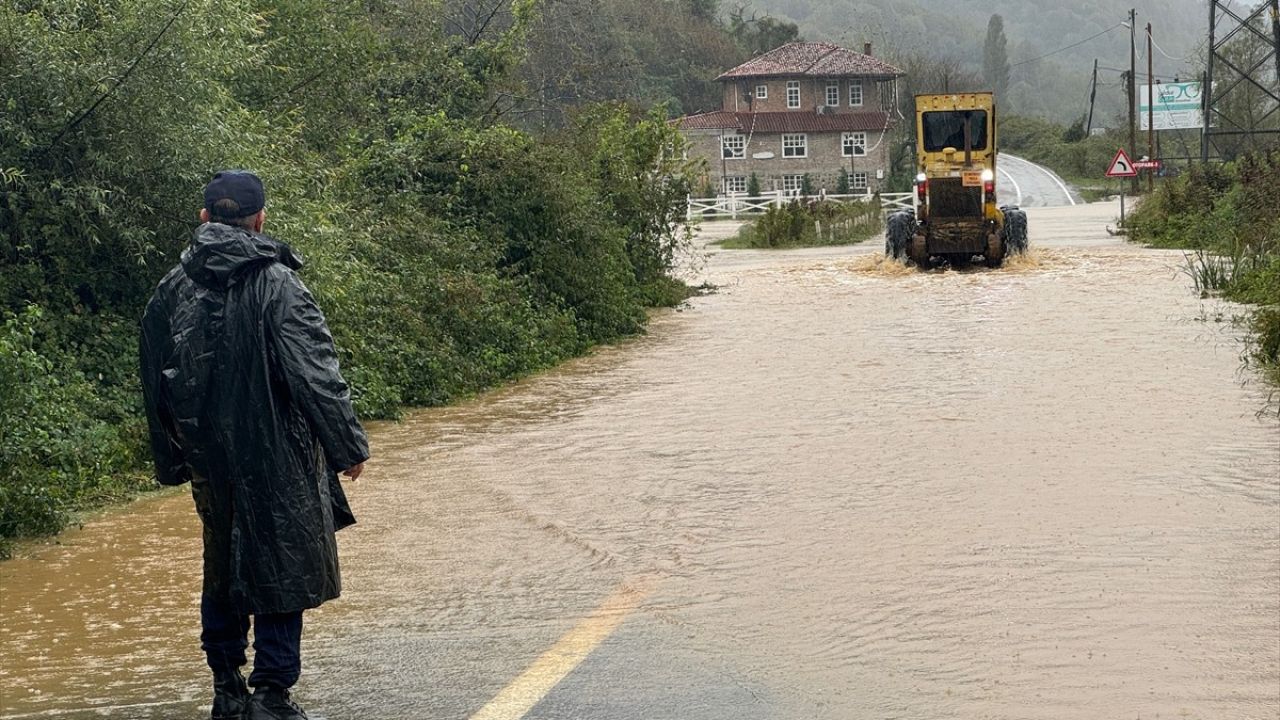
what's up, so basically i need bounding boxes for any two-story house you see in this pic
[678,42,905,196]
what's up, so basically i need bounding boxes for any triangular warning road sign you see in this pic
[1106,148,1138,177]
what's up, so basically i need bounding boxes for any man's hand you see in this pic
[342,462,365,481]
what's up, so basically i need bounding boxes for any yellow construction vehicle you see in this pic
[885,92,1027,268]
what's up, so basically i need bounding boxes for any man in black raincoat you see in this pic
[140,171,369,720]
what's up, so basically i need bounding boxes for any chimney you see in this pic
[864,42,873,56]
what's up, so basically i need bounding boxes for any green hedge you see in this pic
[0,1,697,554]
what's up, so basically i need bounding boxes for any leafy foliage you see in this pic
[725,199,883,248]
[0,0,699,549]
[0,308,151,557]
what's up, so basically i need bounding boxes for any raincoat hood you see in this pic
[181,223,303,290]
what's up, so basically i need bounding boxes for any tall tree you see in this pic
[982,14,1010,99]
[727,8,802,57]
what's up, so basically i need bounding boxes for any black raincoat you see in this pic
[140,222,369,615]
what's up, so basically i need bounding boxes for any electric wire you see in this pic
[1011,23,1125,68]
[1149,33,1195,63]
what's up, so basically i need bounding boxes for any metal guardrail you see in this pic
[687,191,914,219]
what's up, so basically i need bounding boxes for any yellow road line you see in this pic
[468,578,654,720]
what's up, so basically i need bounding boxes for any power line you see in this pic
[1149,34,1194,63]
[1011,23,1125,68]
[1098,64,1175,81]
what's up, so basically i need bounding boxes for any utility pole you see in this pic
[1147,22,1155,191]
[1128,8,1138,193]
[1086,58,1099,136]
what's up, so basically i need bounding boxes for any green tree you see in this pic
[747,172,761,197]
[0,0,705,550]
[1063,116,1087,143]
[728,8,802,56]
[983,14,1010,98]
[801,173,814,196]
[836,168,851,194]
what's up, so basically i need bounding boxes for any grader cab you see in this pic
[886,92,1027,268]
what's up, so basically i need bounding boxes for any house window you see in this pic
[852,171,869,191]
[842,132,867,157]
[786,81,800,109]
[849,80,864,106]
[782,134,807,158]
[756,84,768,99]
[782,174,806,192]
[724,176,748,194]
[825,82,840,107]
[721,134,745,160]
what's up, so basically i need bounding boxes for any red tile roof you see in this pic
[677,111,893,134]
[717,42,903,80]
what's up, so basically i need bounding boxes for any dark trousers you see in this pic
[201,594,304,689]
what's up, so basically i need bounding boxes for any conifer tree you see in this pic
[982,15,1010,99]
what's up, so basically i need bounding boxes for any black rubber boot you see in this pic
[211,669,249,720]
[245,686,310,720]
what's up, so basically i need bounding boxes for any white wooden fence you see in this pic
[687,190,915,220]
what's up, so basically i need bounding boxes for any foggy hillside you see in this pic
[742,0,1208,121]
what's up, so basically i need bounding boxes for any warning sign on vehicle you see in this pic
[1106,149,1138,178]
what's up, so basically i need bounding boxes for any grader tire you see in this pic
[885,211,915,260]
[1001,206,1029,254]
[984,232,1006,268]
[909,234,931,268]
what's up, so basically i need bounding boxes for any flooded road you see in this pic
[2,201,1278,719]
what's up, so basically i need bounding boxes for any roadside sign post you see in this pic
[1106,149,1139,226]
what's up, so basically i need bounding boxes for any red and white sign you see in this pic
[1106,149,1138,178]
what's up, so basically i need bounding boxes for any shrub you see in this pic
[0,1,698,548]
[0,307,150,558]
[725,199,883,248]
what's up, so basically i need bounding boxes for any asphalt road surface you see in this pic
[2,202,1277,720]
[997,154,1084,208]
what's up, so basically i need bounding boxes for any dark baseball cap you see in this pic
[203,170,265,218]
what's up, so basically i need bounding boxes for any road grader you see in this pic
[886,92,1028,268]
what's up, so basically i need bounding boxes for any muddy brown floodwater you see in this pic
[1,201,1277,720]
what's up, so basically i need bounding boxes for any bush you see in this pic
[0,308,150,558]
[0,1,698,548]
[724,199,883,248]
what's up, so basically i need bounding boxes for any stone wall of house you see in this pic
[720,77,891,114]
[686,127,895,196]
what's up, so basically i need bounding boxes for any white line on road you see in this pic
[468,577,655,720]
[1003,154,1077,206]
[998,165,1023,206]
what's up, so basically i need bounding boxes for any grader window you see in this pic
[922,110,988,152]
